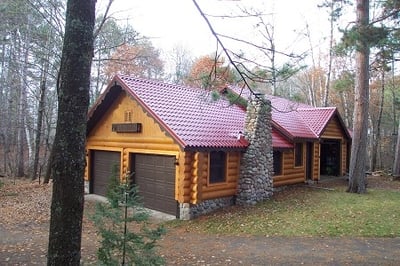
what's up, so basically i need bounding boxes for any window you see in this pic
[273,150,282,176]
[209,151,226,183]
[295,143,303,167]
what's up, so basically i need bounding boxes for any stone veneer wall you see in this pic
[237,95,273,205]
[179,197,234,220]
[190,197,234,218]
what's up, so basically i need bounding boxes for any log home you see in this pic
[85,75,351,219]
[226,86,351,187]
[269,99,351,187]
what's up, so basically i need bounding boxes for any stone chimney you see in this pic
[237,94,273,205]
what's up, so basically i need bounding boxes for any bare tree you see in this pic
[167,44,193,84]
[370,62,387,172]
[319,0,349,107]
[191,0,304,98]
[91,17,140,103]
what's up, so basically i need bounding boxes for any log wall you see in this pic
[273,145,305,187]
[312,143,320,180]
[85,91,181,193]
[86,92,243,205]
[180,151,241,203]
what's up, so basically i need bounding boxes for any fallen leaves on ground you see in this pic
[1,174,399,265]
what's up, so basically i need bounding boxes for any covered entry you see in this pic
[91,150,121,196]
[320,140,341,176]
[130,154,176,216]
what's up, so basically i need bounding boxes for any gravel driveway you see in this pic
[1,177,400,265]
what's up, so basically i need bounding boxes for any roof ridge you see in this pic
[297,106,336,110]
[118,74,200,92]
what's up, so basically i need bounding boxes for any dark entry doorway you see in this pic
[320,140,341,176]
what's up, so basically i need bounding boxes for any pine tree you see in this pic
[91,167,166,265]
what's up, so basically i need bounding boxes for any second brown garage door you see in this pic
[132,154,176,216]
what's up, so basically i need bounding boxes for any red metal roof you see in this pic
[226,87,349,141]
[88,76,350,151]
[116,75,248,150]
[272,128,293,149]
[297,108,337,136]
[226,87,321,140]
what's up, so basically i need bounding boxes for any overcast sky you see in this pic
[99,0,351,65]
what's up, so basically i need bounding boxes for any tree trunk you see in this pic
[347,0,369,193]
[0,41,7,175]
[371,71,385,172]
[393,121,400,178]
[32,64,47,180]
[16,31,31,178]
[305,23,317,107]
[339,90,351,128]
[323,1,335,107]
[47,0,96,265]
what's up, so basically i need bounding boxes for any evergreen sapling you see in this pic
[91,167,166,265]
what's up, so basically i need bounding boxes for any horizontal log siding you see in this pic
[313,143,320,181]
[89,91,170,139]
[202,151,241,201]
[189,152,207,204]
[180,152,194,203]
[179,151,241,203]
[85,91,181,194]
[273,147,306,187]
[321,116,344,139]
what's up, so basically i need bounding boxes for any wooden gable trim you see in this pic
[319,110,351,140]
[87,84,122,135]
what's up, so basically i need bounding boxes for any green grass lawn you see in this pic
[168,185,400,237]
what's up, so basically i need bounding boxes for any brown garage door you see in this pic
[133,154,176,216]
[91,150,121,196]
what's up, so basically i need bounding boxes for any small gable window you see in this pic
[295,143,303,167]
[273,150,283,176]
[209,151,226,184]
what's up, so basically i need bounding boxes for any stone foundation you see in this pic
[179,203,191,220]
[84,180,90,194]
[179,197,234,220]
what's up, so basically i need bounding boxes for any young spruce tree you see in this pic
[91,166,166,265]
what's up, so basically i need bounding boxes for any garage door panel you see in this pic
[92,151,121,196]
[134,154,176,216]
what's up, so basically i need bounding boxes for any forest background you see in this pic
[0,0,399,181]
